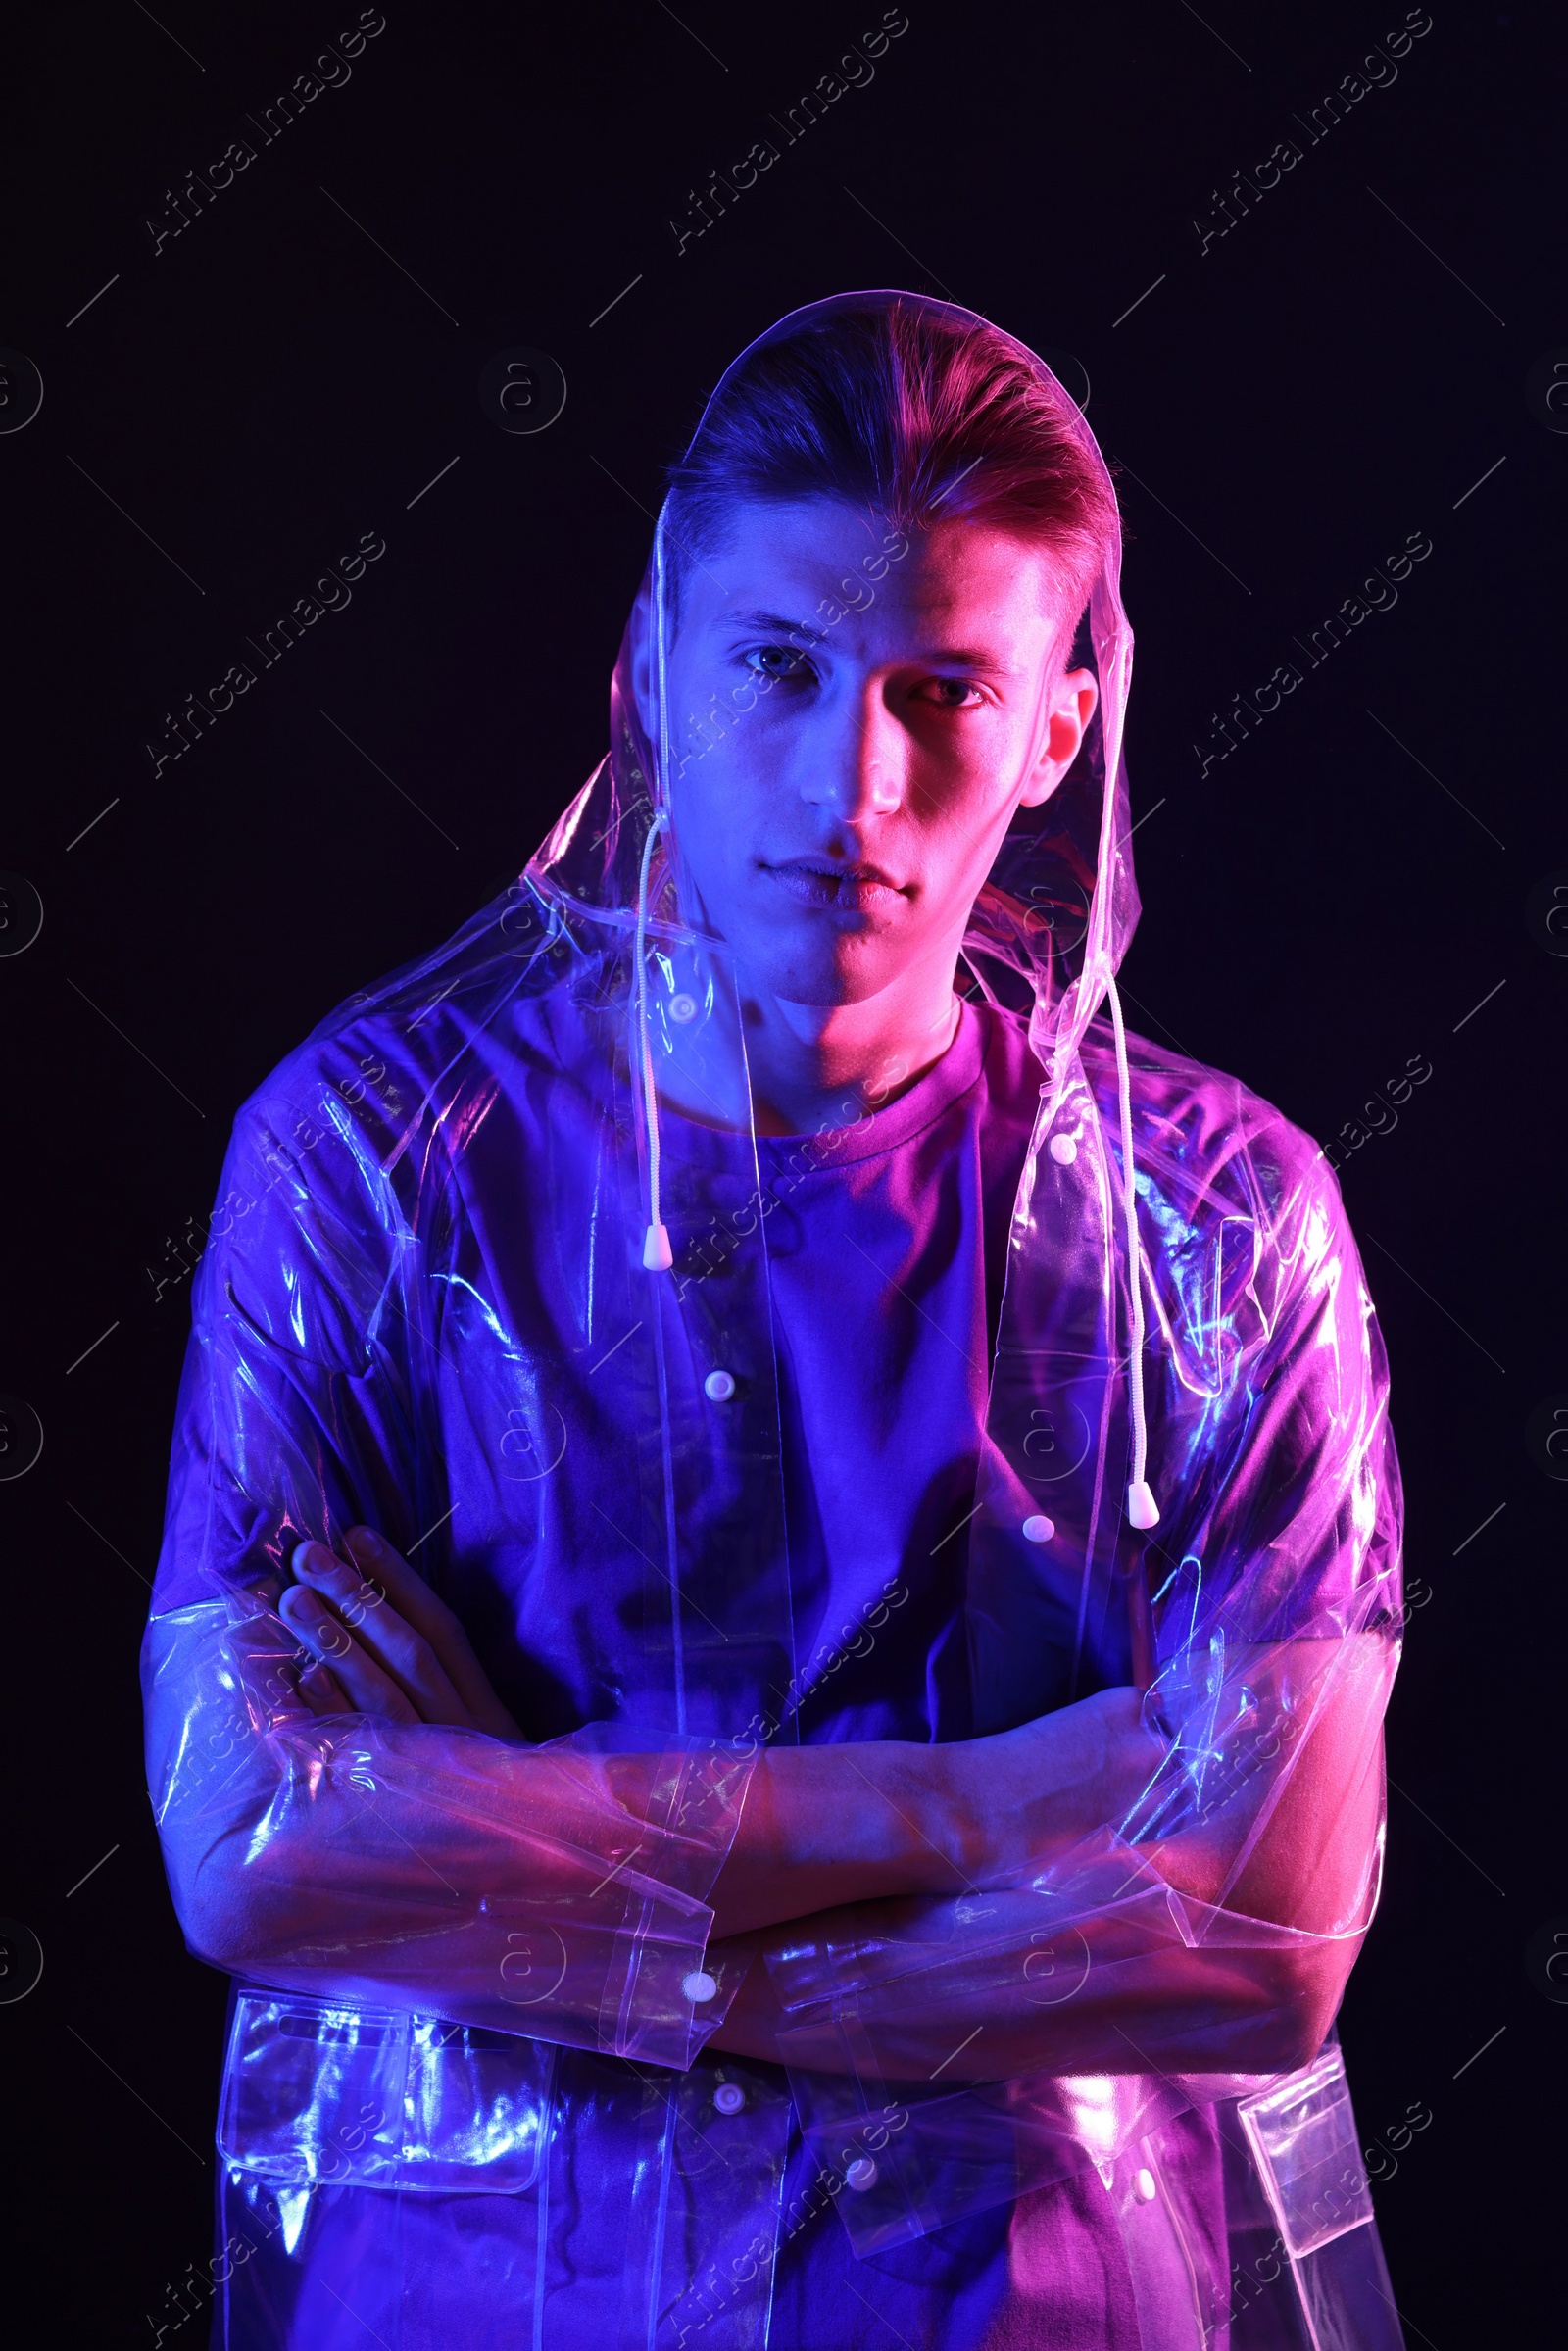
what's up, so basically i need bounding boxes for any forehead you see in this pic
[676,498,1069,648]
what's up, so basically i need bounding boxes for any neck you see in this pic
[736,953,965,1138]
[651,932,970,1140]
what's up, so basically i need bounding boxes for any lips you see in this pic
[762,858,908,913]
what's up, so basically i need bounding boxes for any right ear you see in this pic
[628,572,657,738]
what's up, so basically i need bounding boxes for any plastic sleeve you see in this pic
[142,1099,758,2068]
[144,1599,756,2065]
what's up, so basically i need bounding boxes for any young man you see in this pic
[144,294,1405,2349]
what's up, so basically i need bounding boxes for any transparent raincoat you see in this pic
[143,294,1405,2349]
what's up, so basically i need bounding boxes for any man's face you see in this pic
[640,498,1098,1009]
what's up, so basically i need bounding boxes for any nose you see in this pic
[799,675,906,821]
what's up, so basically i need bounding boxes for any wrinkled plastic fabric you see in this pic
[142,292,1404,2349]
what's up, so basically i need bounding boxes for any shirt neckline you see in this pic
[654,999,993,1173]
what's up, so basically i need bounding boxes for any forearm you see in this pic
[181,1722,963,1959]
[192,1737,966,1980]
[707,1739,974,1937]
[710,1679,1171,1938]
[147,1598,983,2058]
[708,1659,1389,2082]
[706,1883,1355,2080]
[146,1600,751,2063]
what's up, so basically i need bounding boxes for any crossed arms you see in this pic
[150,1522,1387,2083]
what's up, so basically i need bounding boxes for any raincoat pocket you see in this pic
[218,1988,550,2195]
[1237,2038,1373,2258]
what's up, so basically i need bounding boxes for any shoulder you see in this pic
[210,890,603,1305]
[1076,1019,1368,1373]
[1080,1016,1340,1248]
[229,891,595,1197]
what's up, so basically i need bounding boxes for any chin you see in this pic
[746,936,898,1008]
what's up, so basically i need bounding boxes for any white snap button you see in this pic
[704,1369,736,1402]
[1135,2167,1157,2202]
[682,1971,717,2004]
[670,993,698,1023]
[712,2081,746,2116]
[1049,1133,1077,1165]
[1022,1514,1055,1544]
[845,2158,878,2192]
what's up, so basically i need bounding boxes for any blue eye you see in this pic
[744,645,811,680]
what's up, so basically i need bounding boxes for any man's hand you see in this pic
[278,1526,525,1741]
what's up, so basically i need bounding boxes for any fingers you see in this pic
[297,1659,348,1716]
[341,1526,522,1739]
[279,1562,424,1724]
[337,1525,459,1657]
[288,1539,473,1728]
[279,1528,523,1741]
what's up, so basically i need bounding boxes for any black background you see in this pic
[2,1,1563,2341]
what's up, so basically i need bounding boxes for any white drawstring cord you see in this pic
[636,507,678,1273]
[636,808,674,1271]
[1103,967,1159,1530]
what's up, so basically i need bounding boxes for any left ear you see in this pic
[1018,668,1099,808]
